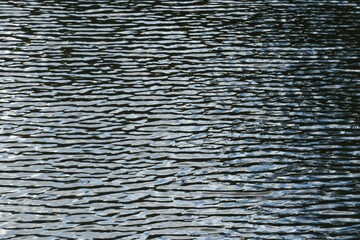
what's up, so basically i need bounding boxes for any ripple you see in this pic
[0,0,359,239]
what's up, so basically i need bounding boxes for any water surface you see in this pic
[0,0,359,239]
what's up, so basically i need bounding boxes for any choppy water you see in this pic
[0,0,360,239]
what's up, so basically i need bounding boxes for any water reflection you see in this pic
[0,0,359,239]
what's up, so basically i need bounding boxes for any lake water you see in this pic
[0,0,359,239]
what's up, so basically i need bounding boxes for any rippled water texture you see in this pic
[0,0,359,239]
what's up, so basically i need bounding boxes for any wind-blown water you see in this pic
[0,0,359,239]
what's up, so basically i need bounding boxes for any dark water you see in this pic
[0,0,360,239]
